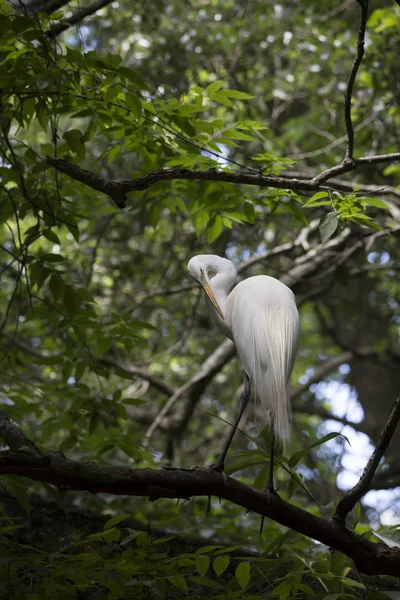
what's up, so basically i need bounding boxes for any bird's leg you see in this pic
[260,422,278,537]
[266,423,276,494]
[208,374,251,473]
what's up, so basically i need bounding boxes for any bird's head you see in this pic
[187,255,225,319]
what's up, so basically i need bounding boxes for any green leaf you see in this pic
[64,129,85,158]
[225,455,267,476]
[363,197,389,209]
[220,89,254,99]
[195,545,223,554]
[319,212,340,243]
[41,253,66,263]
[206,81,223,94]
[322,593,357,600]
[0,524,26,534]
[75,361,86,382]
[209,92,233,107]
[195,210,209,236]
[214,545,241,555]
[169,576,188,594]
[253,461,272,498]
[289,432,346,468]
[304,191,329,205]
[123,398,146,405]
[118,66,146,88]
[108,145,121,163]
[104,85,119,103]
[330,551,347,576]
[189,576,223,589]
[341,578,365,589]
[284,202,309,225]
[195,554,210,576]
[352,502,361,529]
[4,477,30,514]
[213,555,230,577]
[221,129,258,142]
[272,581,291,599]
[235,562,250,589]
[43,229,60,244]
[104,514,128,529]
[62,360,73,382]
[244,200,256,223]
[102,527,121,542]
[125,92,142,118]
[149,204,160,228]
[207,214,223,243]
[63,285,78,314]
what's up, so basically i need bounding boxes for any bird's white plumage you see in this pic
[188,254,300,442]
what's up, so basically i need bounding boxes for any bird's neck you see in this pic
[209,272,233,316]
[208,271,236,339]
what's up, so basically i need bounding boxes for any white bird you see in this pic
[187,254,300,488]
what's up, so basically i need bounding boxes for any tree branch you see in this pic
[1,444,400,576]
[46,157,129,208]
[46,155,400,208]
[6,337,174,397]
[145,340,235,442]
[334,394,400,523]
[290,352,354,401]
[47,0,115,39]
[343,0,368,162]
[0,410,40,453]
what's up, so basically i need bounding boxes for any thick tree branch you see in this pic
[46,155,400,208]
[46,157,129,208]
[1,446,400,576]
[334,395,400,524]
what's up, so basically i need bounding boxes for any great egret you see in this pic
[187,254,300,490]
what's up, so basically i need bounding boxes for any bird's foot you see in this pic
[206,460,229,487]
[264,483,279,497]
[259,484,280,536]
[192,460,229,487]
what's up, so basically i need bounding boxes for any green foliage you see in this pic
[1,0,400,597]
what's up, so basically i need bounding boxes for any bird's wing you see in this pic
[227,276,300,441]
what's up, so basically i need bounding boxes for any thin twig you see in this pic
[343,0,369,162]
[333,394,400,523]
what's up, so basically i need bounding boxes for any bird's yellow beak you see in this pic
[202,282,225,320]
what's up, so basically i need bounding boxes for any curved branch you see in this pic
[145,340,235,442]
[290,352,354,401]
[47,155,400,208]
[6,337,173,397]
[1,447,400,576]
[334,395,400,523]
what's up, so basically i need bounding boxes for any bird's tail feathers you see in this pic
[252,305,299,444]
